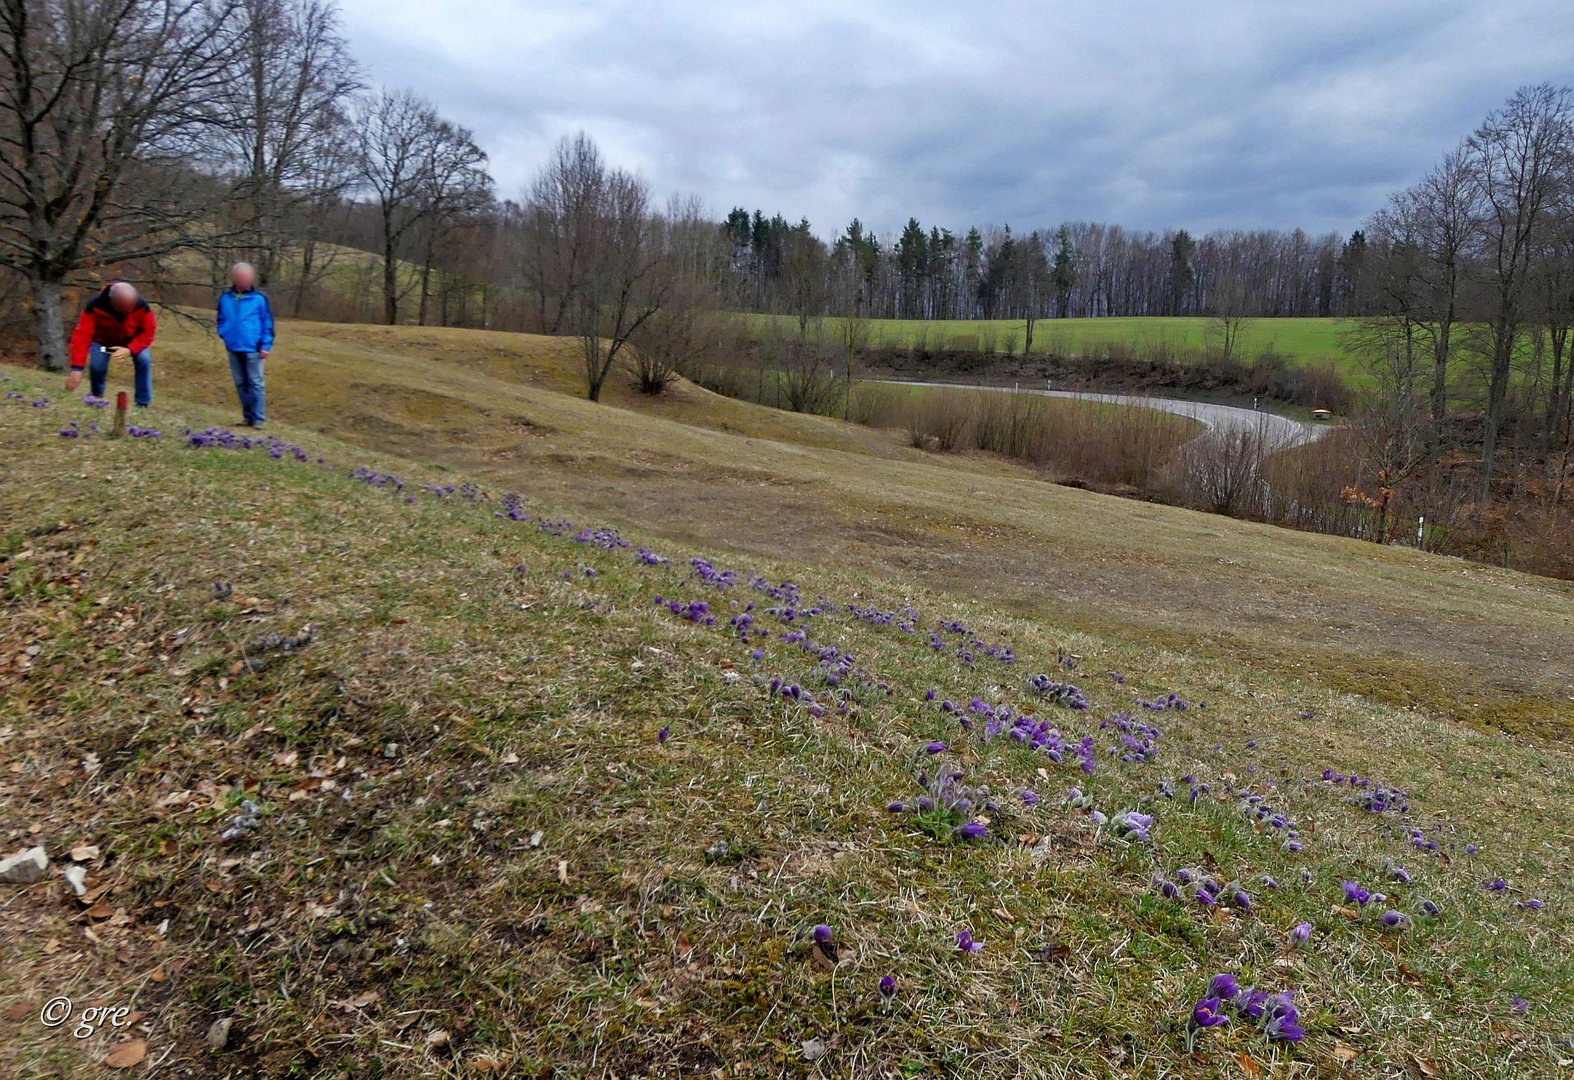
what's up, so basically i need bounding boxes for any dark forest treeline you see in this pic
[716,213,1369,322]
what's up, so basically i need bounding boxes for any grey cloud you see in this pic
[337,0,1574,238]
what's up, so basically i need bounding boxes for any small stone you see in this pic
[0,846,48,884]
[206,1017,232,1050]
[62,864,89,896]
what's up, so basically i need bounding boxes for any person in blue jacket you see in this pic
[216,262,276,428]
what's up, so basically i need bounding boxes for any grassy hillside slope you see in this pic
[95,317,1574,737]
[0,371,1570,1077]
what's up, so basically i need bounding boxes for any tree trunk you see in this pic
[382,205,399,325]
[29,276,67,373]
[1480,321,1515,491]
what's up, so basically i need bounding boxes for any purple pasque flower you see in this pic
[1236,988,1270,1021]
[1341,881,1371,905]
[656,725,671,743]
[955,930,983,954]
[1230,888,1253,910]
[1195,886,1218,907]
[1264,991,1305,1042]
[1510,995,1529,1015]
[1290,921,1313,944]
[1208,973,1242,1001]
[879,975,896,1001]
[812,923,833,945]
[1191,996,1230,1030]
[953,821,989,842]
[1484,877,1508,892]
[1419,899,1440,917]
[1379,910,1407,929]
[1516,898,1543,911]
[922,740,947,755]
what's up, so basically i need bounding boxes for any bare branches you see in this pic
[0,0,248,367]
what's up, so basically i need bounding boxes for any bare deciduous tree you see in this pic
[204,0,360,283]
[353,88,486,325]
[0,0,244,369]
[1464,84,1574,487]
[627,196,724,395]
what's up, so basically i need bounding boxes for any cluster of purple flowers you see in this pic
[422,481,481,500]
[1318,769,1411,814]
[1139,691,1191,711]
[496,493,530,521]
[1026,673,1089,710]
[929,617,1015,667]
[1110,808,1154,842]
[350,466,406,491]
[845,602,919,633]
[886,768,997,844]
[184,427,309,461]
[1151,866,1257,912]
[1190,974,1305,1046]
[690,557,737,589]
[766,677,825,717]
[1236,787,1302,848]
[573,526,629,549]
[1101,711,1161,763]
[654,596,715,626]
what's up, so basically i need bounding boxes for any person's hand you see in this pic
[108,346,131,363]
[258,349,269,360]
[64,370,83,392]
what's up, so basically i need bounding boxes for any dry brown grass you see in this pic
[26,314,1573,738]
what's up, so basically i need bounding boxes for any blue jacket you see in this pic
[216,288,275,353]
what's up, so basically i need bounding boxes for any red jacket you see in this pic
[69,285,157,368]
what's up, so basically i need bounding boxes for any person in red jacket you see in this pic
[63,282,157,406]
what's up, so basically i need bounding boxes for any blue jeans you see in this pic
[88,345,152,406]
[227,351,266,424]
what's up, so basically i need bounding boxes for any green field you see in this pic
[754,314,1357,365]
[3,320,1571,1076]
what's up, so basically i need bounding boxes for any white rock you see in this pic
[0,846,49,884]
[62,864,89,896]
[206,1017,232,1050]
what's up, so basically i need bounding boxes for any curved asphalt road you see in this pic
[881,380,1327,448]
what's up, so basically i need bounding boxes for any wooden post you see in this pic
[112,391,128,437]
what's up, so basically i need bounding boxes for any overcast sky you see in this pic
[336,0,1573,240]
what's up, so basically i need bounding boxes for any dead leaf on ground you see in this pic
[105,1039,147,1068]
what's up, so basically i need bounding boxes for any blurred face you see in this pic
[109,285,138,314]
[231,265,256,291]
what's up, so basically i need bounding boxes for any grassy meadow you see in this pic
[2,319,1572,1076]
[752,314,1358,366]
